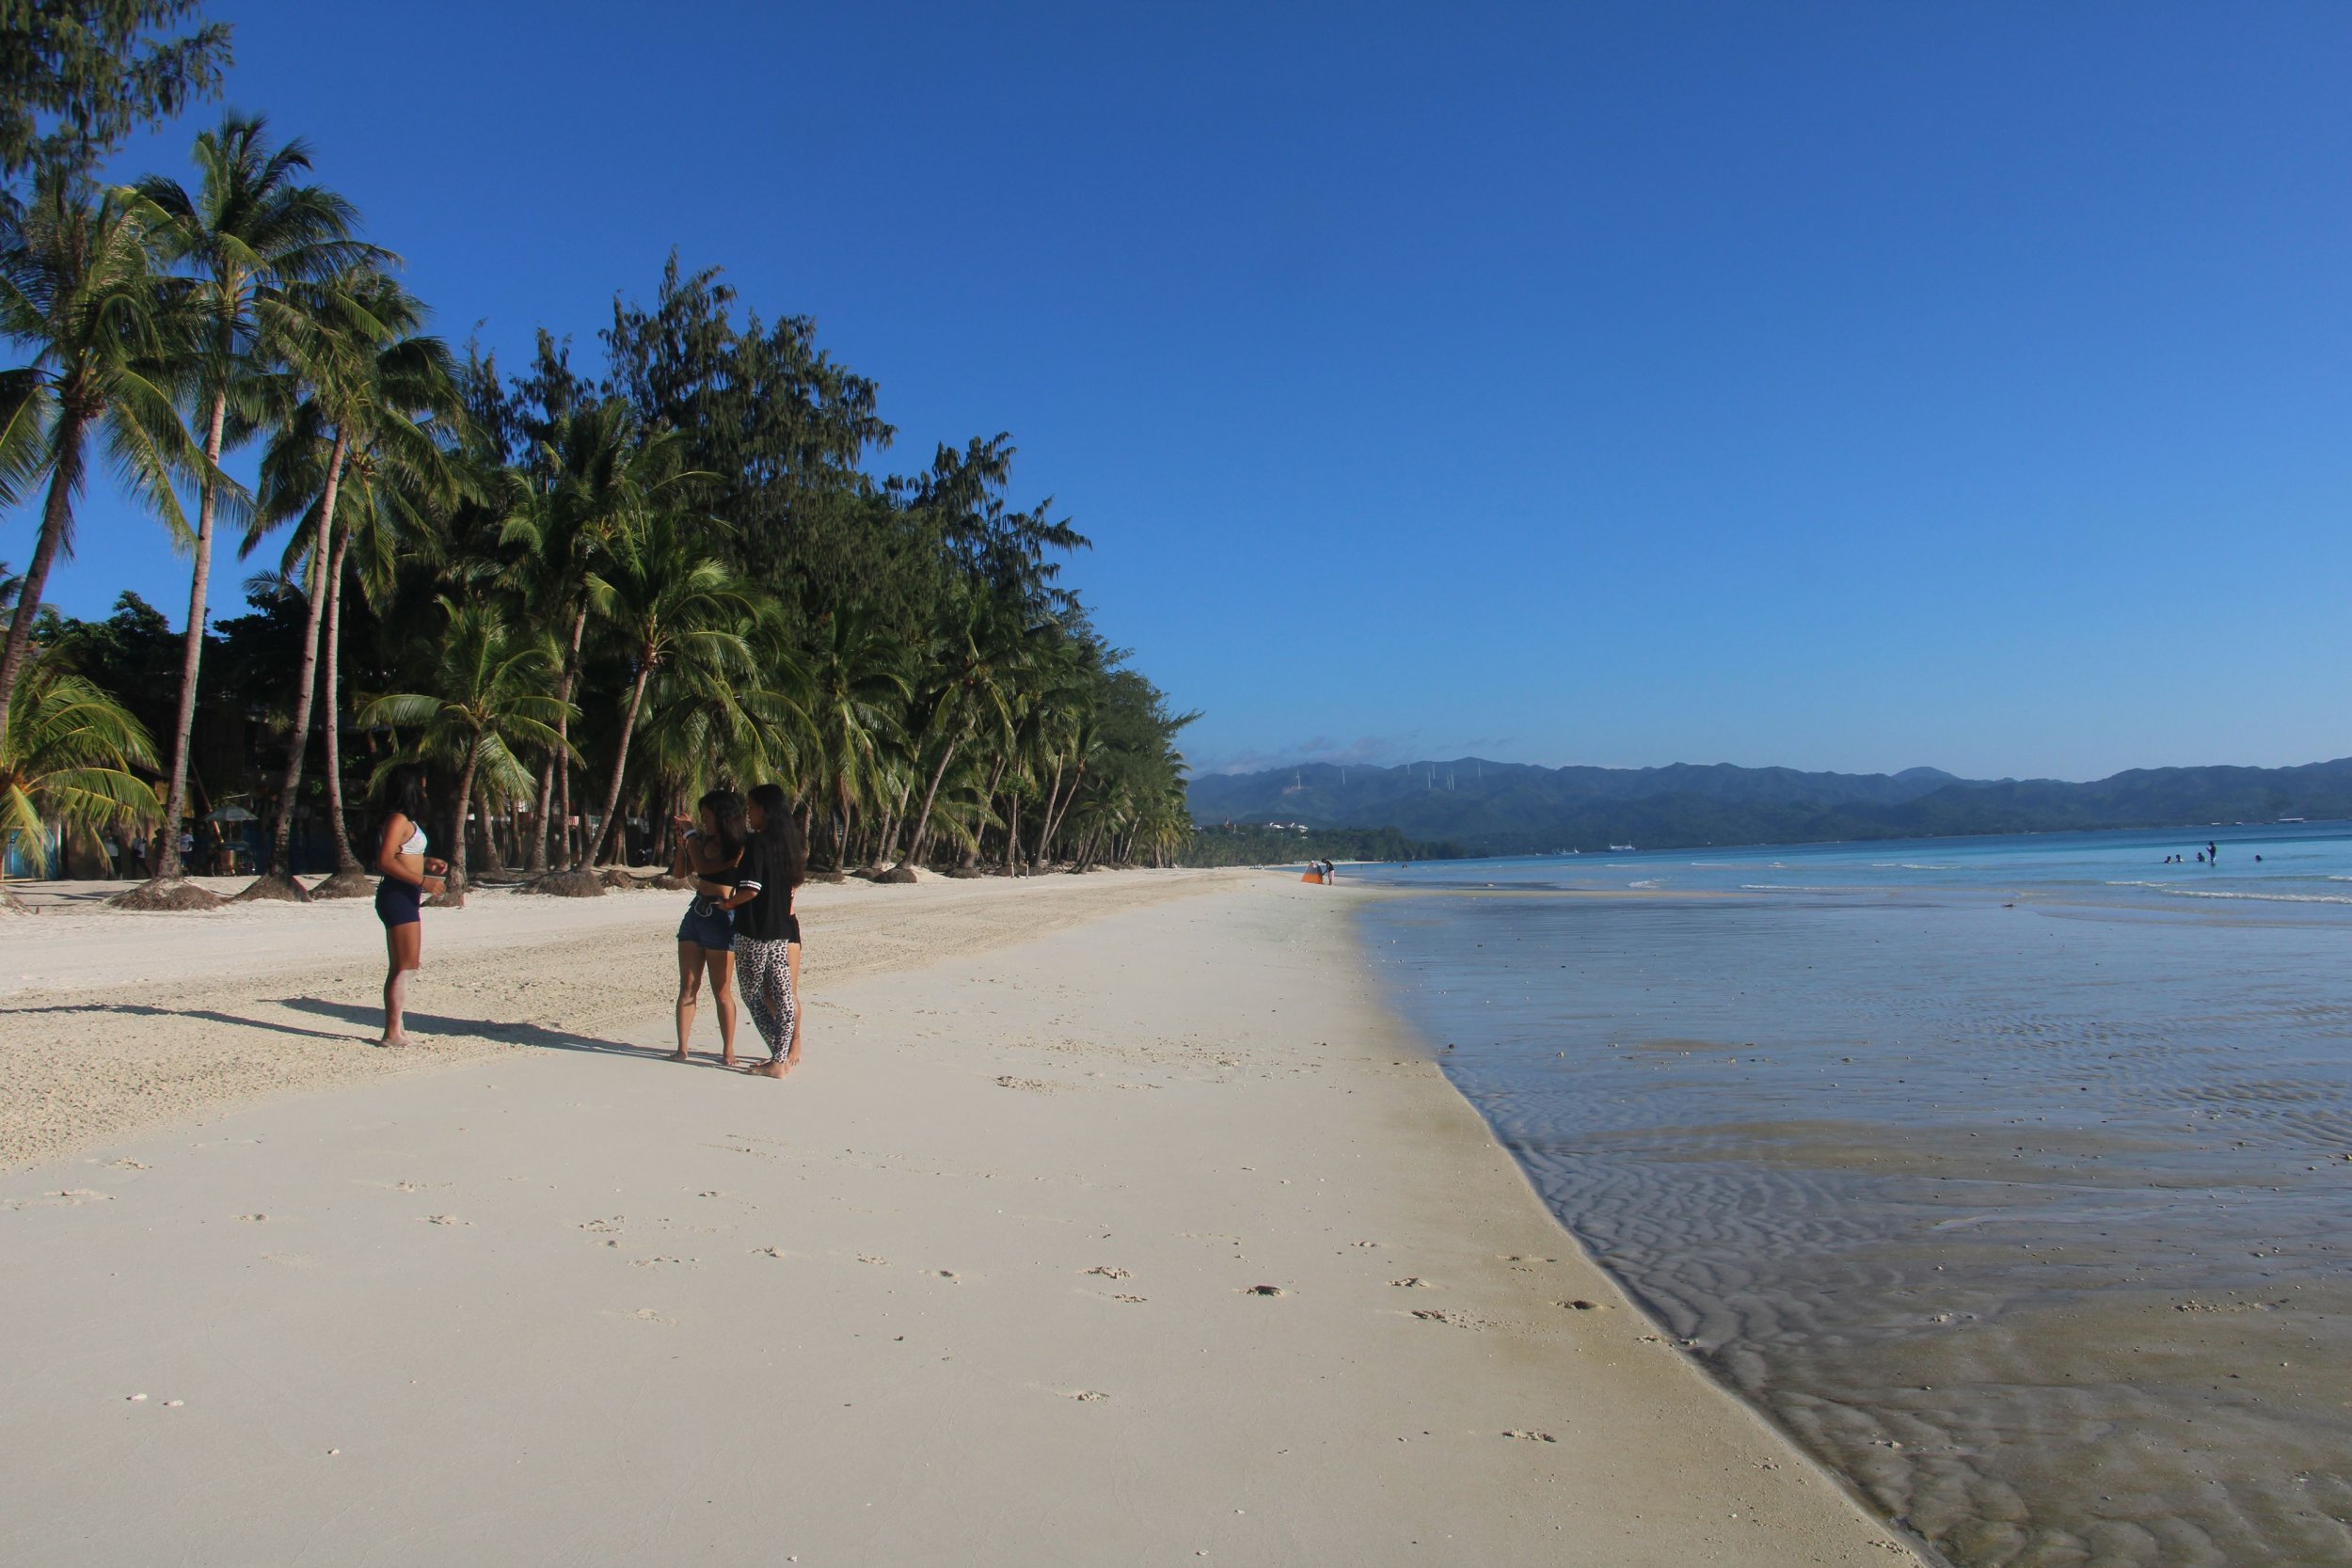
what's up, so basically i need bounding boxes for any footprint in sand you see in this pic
[1113,1294,1147,1305]
[628,1308,674,1325]
[1084,1266,1130,1279]
[994,1076,1065,1093]
[1412,1308,1486,1329]
[236,1212,267,1222]
[421,1214,468,1226]
[1559,1299,1603,1311]
[930,1270,960,1282]
[1066,1389,1110,1402]
[1242,1284,1287,1297]
[579,1217,624,1234]
[857,1254,888,1266]
[105,1159,150,1171]
[1503,1430,1557,1443]
[751,1247,786,1259]
[1390,1277,1434,1289]
[628,1256,691,1267]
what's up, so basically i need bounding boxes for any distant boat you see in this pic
[2280,816,2307,824]
[1609,844,1636,852]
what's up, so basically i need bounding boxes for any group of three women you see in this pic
[368,764,807,1076]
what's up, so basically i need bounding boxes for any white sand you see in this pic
[0,874,1922,1565]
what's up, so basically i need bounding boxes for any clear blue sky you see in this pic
[38,1,2352,782]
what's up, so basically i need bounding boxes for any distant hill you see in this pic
[1184,756,2352,854]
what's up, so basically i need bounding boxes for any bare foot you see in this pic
[373,1035,413,1049]
[746,1059,790,1078]
[668,1049,689,1063]
[721,1054,737,1069]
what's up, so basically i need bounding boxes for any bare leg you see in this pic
[705,949,738,1067]
[377,923,422,1045]
[674,940,703,1061]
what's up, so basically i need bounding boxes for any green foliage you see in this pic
[0,1,230,186]
[0,647,156,871]
[1180,822,1465,867]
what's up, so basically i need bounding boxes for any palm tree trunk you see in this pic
[587,658,653,867]
[318,527,362,874]
[253,434,347,895]
[0,412,87,757]
[525,752,553,873]
[1033,758,1065,870]
[556,605,587,868]
[152,390,227,883]
[1004,790,1022,873]
[898,731,961,870]
[437,732,483,907]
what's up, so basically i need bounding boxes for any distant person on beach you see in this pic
[102,832,121,877]
[702,783,806,1078]
[2208,841,2219,862]
[2197,851,2205,863]
[668,788,747,1067]
[129,832,147,877]
[371,763,448,1048]
[178,828,194,864]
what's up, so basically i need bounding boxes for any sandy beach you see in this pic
[0,872,1921,1565]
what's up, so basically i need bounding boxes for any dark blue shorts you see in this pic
[375,877,422,928]
[676,900,734,951]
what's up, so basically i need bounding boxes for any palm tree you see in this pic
[0,158,209,765]
[804,604,908,870]
[120,113,379,909]
[0,656,159,894]
[498,401,698,874]
[235,266,441,900]
[359,598,567,905]
[577,507,759,868]
[897,588,1025,871]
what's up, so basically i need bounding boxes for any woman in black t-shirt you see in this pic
[705,783,807,1077]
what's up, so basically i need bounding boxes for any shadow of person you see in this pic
[273,997,682,1065]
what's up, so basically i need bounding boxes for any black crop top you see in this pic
[732,835,796,942]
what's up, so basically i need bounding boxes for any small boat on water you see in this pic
[1608,844,1636,852]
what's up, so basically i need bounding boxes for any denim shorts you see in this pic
[676,899,734,951]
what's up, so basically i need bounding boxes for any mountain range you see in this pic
[1184,757,2352,854]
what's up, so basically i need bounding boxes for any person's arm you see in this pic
[703,842,760,910]
[669,819,699,878]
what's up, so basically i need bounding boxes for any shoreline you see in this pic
[0,873,1921,1564]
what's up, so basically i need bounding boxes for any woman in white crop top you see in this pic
[372,763,448,1047]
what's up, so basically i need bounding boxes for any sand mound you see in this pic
[523,869,606,898]
[307,868,375,901]
[108,879,226,912]
[232,873,310,903]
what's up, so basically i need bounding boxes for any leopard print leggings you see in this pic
[733,935,797,1063]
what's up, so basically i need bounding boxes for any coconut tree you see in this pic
[0,157,209,766]
[358,598,567,906]
[234,265,437,900]
[498,401,697,874]
[576,506,759,868]
[803,604,908,870]
[0,656,159,892]
[119,113,380,909]
[897,587,1025,872]
[270,313,465,897]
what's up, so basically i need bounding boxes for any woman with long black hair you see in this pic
[667,787,748,1065]
[372,762,448,1048]
[702,782,806,1077]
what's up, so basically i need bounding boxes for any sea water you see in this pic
[1351,824,2352,1568]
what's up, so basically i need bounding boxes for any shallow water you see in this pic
[1356,836,2352,1568]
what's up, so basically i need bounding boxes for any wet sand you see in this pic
[0,875,1915,1566]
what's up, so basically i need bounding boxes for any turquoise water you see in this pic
[1351,825,2352,1568]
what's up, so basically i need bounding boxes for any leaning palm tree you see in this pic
[234,266,440,900]
[804,604,909,870]
[576,507,760,868]
[273,317,466,897]
[118,113,381,911]
[0,657,160,900]
[358,598,567,907]
[498,401,698,875]
[0,157,209,764]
